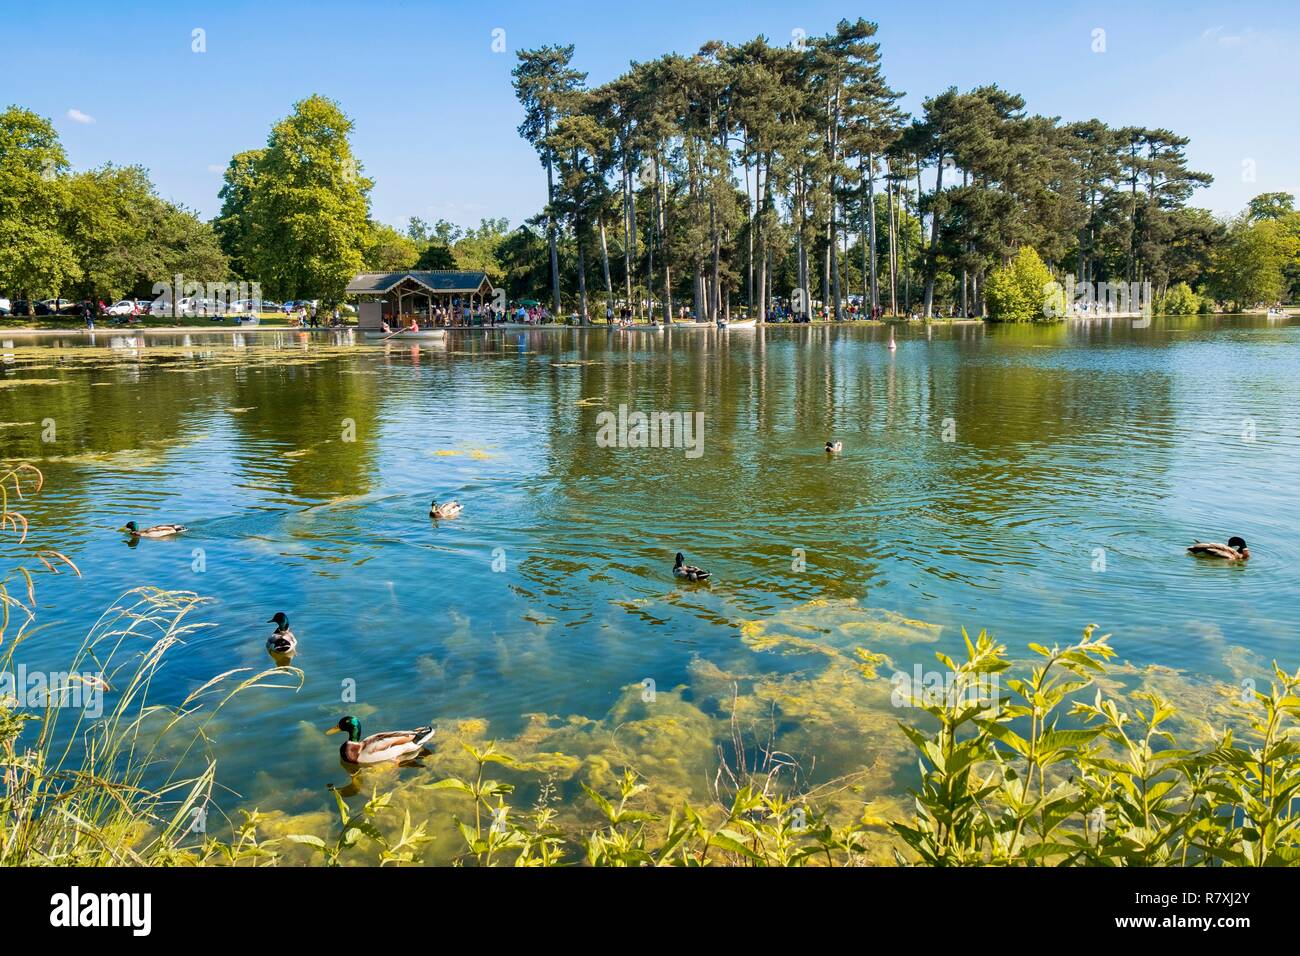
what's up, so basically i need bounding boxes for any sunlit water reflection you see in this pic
[2,316,1297,842]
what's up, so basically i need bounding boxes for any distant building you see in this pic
[346,270,493,329]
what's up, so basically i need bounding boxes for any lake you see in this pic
[2,315,1296,856]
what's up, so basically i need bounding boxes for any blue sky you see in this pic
[3,0,1296,230]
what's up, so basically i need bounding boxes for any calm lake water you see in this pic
[2,315,1297,849]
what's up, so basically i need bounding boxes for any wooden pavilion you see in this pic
[346,271,494,330]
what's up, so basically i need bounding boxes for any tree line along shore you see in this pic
[3,19,1298,327]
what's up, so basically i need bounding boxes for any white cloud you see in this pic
[66,108,95,124]
[207,163,225,173]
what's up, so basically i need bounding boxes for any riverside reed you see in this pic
[1,464,1295,866]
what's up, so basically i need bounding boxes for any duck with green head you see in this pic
[429,499,463,519]
[266,612,297,656]
[326,716,435,766]
[673,552,711,582]
[1188,536,1250,561]
[119,520,188,539]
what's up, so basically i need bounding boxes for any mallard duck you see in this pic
[265,612,297,655]
[120,520,187,539]
[326,716,435,766]
[429,499,462,519]
[1188,536,1250,561]
[673,552,711,582]
[825,441,843,454]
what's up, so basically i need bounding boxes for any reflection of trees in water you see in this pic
[0,359,224,533]
[0,347,384,516]
[939,322,1176,512]
[1,326,1179,587]
[521,324,1178,599]
[226,358,381,499]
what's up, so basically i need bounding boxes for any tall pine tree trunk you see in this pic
[545,116,561,316]
[744,138,754,315]
[575,210,588,323]
[866,153,879,313]
[623,158,635,315]
[599,214,612,317]
[887,170,898,316]
[656,154,672,323]
[922,153,945,319]
[757,154,771,323]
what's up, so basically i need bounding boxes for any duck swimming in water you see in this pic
[326,715,435,766]
[825,441,843,454]
[430,499,463,519]
[673,552,711,582]
[120,521,187,539]
[265,612,297,655]
[1188,537,1250,561]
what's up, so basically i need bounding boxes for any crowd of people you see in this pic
[57,295,977,332]
[286,303,345,328]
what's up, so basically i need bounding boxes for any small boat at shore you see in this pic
[363,328,448,341]
[718,319,757,329]
[620,321,717,331]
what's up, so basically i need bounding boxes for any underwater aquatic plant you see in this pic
[3,465,1296,867]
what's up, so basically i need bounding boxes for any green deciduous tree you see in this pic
[237,95,374,302]
[1207,216,1299,312]
[363,222,419,272]
[213,149,264,279]
[985,246,1055,322]
[0,106,79,302]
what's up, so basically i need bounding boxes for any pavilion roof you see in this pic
[346,271,491,295]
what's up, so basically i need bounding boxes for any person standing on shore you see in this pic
[82,300,94,330]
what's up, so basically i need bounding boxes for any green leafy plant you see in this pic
[875,625,1299,866]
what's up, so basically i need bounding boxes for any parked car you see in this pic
[105,299,138,316]
[0,297,11,316]
[229,298,264,315]
[13,299,47,316]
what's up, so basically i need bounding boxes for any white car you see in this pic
[105,299,138,316]
[150,296,202,317]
